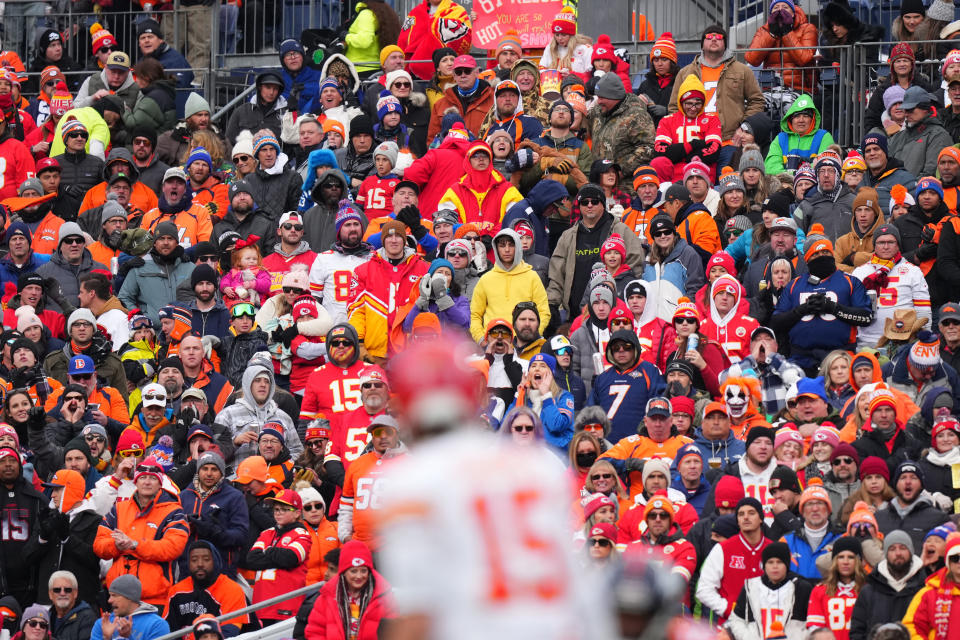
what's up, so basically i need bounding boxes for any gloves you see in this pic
[293,467,316,485]
[663,143,686,163]
[280,324,299,348]
[429,273,447,298]
[43,277,64,301]
[189,515,222,540]
[270,327,285,344]
[63,184,86,200]
[480,234,494,251]
[842,251,856,266]
[820,297,838,314]
[28,405,45,430]
[395,205,421,230]
[624,458,645,473]
[647,103,667,118]
[52,510,70,540]
[920,224,936,244]
[551,159,574,174]
[436,294,454,311]
[688,139,706,153]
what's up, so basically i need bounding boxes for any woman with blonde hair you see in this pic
[807,536,867,635]
[182,129,228,169]
[583,458,632,518]
[568,430,602,485]
[839,456,894,526]
[820,350,853,411]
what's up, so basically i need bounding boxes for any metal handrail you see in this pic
[152,580,324,640]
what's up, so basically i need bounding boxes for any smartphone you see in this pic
[89,403,100,412]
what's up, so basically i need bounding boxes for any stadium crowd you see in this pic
[1,0,960,639]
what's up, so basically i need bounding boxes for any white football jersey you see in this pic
[852,259,931,348]
[378,429,612,640]
[308,249,371,324]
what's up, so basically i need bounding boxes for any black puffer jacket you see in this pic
[53,150,104,211]
[225,95,287,146]
[244,157,303,221]
[219,327,269,386]
[849,559,926,640]
[874,495,950,551]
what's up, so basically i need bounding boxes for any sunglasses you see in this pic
[308,439,326,448]
[392,81,412,88]
[370,426,393,437]
[949,555,960,563]
[583,423,604,433]
[329,339,352,348]
[51,586,73,594]
[143,393,165,401]
[197,255,217,263]
[233,155,252,163]
[647,511,670,521]
[704,33,724,40]
[653,230,674,238]
[513,424,535,432]
[675,317,698,325]
[62,236,85,245]
[488,328,511,338]
[84,434,105,443]
[303,503,323,512]
[579,198,602,206]
[66,132,88,140]
[133,138,152,146]
[610,319,632,327]
[591,473,614,481]
[590,538,612,548]
[447,250,469,258]
[71,373,93,380]
[282,223,304,231]
[832,457,855,465]
[555,347,572,356]
[135,464,162,475]
[117,448,142,458]
[361,381,385,389]
[283,287,304,294]
[453,68,474,76]
[942,319,960,327]
[26,620,48,630]
[64,395,85,402]
[610,342,633,353]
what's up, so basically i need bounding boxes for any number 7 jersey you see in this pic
[377,430,614,640]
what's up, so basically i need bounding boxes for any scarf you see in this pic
[932,573,958,640]
[70,340,91,355]
[926,446,960,467]
[862,252,901,290]
[456,77,480,99]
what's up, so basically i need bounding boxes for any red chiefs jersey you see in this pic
[299,360,367,422]
[654,111,723,148]
[327,405,382,470]
[250,524,311,620]
[700,313,760,363]
[807,583,857,640]
[356,174,399,219]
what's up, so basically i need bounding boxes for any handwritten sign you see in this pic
[471,0,564,50]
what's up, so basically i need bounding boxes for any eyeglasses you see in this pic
[453,68,474,76]
[62,236,85,245]
[488,328,511,339]
[272,506,296,513]
[282,223,304,231]
[513,424,535,432]
[233,155,251,163]
[361,381,385,389]
[51,586,73,594]
[84,434,105,443]
[591,473,614,481]
[447,250,469,258]
[609,342,633,353]
[329,339,352,348]
[133,138,152,147]
[653,230,674,238]
[282,287,305,295]
[117,448,142,458]
[26,620,48,630]
[303,503,323,512]
[66,131,88,140]
[579,197,602,206]
[647,511,670,521]
[590,538,612,548]
[392,81,412,88]
[555,347,572,356]
[832,457,855,465]
[675,317,698,325]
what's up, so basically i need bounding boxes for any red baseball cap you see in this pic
[453,54,477,70]
[36,157,61,174]
[267,488,303,511]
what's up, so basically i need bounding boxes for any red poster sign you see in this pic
[471,0,564,50]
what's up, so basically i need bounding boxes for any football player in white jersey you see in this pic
[377,338,614,640]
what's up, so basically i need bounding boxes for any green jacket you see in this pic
[117,252,196,324]
[764,93,834,174]
[344,2,381,73]
[588,93,655,195]
[122,80,177,139]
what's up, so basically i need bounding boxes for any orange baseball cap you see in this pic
[234,455,269,484]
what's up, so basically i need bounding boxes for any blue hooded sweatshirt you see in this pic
[298,148,350,211]
[502,180,570,257]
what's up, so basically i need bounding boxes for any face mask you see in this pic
[667,380,690,398]
[576,451,598,468]
[806,254,836,279]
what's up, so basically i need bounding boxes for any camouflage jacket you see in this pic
[589,93,654,195]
